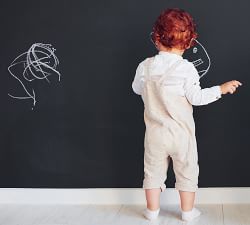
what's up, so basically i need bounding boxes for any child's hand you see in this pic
[220,80,242,95]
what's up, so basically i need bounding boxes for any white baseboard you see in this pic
[0,188,249,205]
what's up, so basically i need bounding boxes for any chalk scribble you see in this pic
[8,43,61,108]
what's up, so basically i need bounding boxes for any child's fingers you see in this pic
[231,84,239,89]
[230,86,236,93]
[232,80,242,87]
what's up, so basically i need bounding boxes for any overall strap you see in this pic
[158,59,183,85]
[144,57,153,79]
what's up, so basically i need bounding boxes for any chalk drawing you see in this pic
[191,38,211,78]
[8,43,61,108]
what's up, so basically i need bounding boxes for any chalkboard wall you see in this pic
[0,0,249,188]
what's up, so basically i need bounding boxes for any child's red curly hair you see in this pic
[151,8,198,50]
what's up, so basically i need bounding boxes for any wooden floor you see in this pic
[0,204,249,225]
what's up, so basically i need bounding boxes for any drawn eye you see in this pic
[193,47,198,54]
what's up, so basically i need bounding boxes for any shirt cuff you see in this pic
[211,85,222,100]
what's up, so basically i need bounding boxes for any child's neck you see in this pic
[158,46,184,56]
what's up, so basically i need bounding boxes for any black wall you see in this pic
[0,0,249,188]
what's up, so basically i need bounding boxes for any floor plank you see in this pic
[223,204,250,225]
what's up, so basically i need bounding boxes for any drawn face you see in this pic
[184,39,211,79]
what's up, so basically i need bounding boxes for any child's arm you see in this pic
[132,62,145,95]
[183,63,221,106]
[183,62,242,106]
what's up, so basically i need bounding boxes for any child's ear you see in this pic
[155,40,161,49]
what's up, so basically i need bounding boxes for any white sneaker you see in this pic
[181,207,201,221]
[142,208,160,220]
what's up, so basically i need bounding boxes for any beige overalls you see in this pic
[142,57,199,192]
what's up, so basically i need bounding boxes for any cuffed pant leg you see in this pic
[175,181,198,192]
[143,176,167,192]
[143,131,170,192]
[172,153,199,193]
[143,154,171,192]
[143,124,172,192]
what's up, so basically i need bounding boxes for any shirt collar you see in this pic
[158,51,183,59]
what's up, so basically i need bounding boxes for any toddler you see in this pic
[132,8,242,222]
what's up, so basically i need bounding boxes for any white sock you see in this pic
[142,207,160,220]
[181,207,201,221]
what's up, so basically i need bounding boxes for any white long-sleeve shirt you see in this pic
[132,51,222,106]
